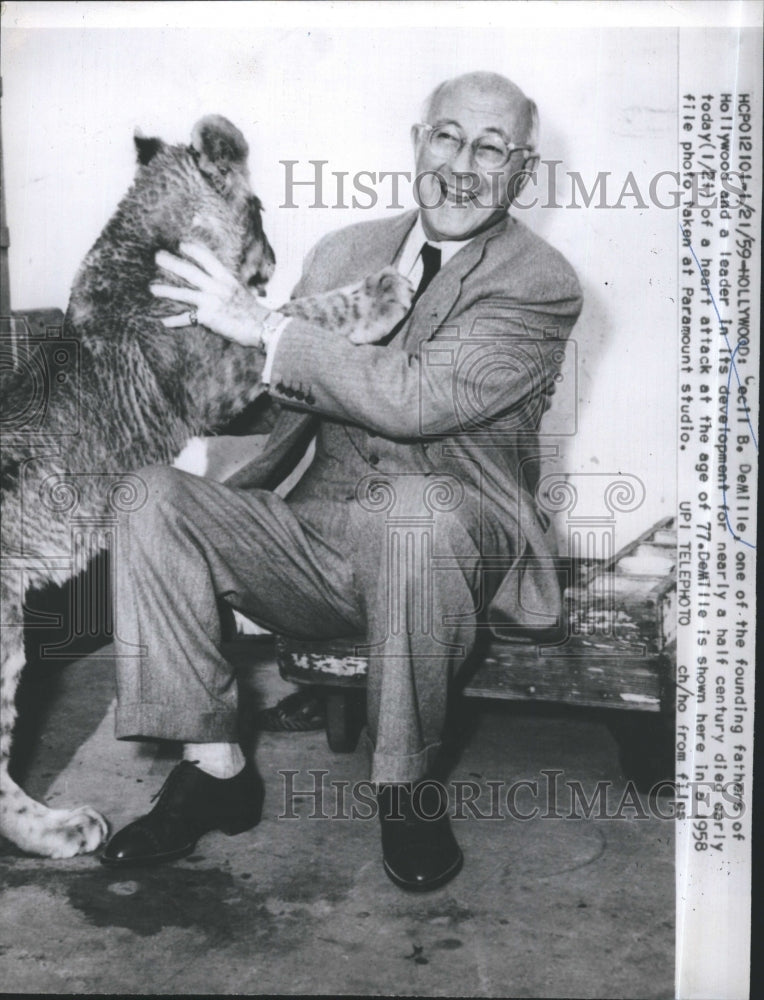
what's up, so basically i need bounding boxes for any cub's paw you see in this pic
[21,805,110,859]
[365,266,416,313]
[349,268,415,344]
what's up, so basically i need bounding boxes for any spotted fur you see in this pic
[0,116,413,859]
[281,269,414,344]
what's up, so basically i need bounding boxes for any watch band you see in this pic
[258,310,290,354]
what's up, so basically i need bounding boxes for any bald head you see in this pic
[412,71,540,240]
[423,72,538,149]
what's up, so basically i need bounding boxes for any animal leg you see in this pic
[1,586,109,858]
[348,267,415,343]
[282,267,415,344]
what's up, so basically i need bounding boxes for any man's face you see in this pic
[412,79,534,242]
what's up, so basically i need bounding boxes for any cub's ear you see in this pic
[190,115,249,194]
[134,128,163,165]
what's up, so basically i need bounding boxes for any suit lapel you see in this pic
[400,215,510,353]
[369,211,418,274]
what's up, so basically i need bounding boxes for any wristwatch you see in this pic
[258,309,290,353]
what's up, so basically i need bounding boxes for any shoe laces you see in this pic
[149,760,199,806]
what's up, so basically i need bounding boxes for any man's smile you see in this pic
[440,178,481,206]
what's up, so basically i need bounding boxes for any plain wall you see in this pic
[3,20,678,551]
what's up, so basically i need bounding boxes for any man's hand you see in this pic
[150,242,270,347]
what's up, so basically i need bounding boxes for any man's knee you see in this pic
[127,465,193,533]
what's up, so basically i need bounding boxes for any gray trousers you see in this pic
[114,465,511,783]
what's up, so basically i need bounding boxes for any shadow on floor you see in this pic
[3,632,675,998]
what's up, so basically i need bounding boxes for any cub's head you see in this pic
[132,115,275,296]
[67,115,275,353]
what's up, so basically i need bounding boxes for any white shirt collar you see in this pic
[397,214,475,276]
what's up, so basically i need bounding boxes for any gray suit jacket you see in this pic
[227,210,583,634]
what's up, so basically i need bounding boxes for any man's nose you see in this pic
[441,143,479,187]
[450,140,476,172]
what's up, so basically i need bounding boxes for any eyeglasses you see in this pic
[415,122,534,170]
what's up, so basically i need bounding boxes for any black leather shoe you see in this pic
[378,782,463,892]
[100,760,264,867]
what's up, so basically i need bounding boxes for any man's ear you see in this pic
[134,128,162,165]
[510,153,540,201]
[190,115,249,195]
[411,123,423,154]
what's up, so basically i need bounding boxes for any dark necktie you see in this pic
[381,242,442,345]
[412,242,442,308]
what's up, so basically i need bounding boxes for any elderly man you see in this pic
[102,72,582,891]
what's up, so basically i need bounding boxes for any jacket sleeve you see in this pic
[266,283,582,440]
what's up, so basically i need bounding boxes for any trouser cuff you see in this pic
[116,702,239,743]
[362,729,442,784]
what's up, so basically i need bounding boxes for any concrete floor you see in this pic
[1,639,674,997]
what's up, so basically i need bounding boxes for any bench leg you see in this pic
[326,689,364,753]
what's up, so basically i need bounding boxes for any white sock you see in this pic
[183,742,245,779]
